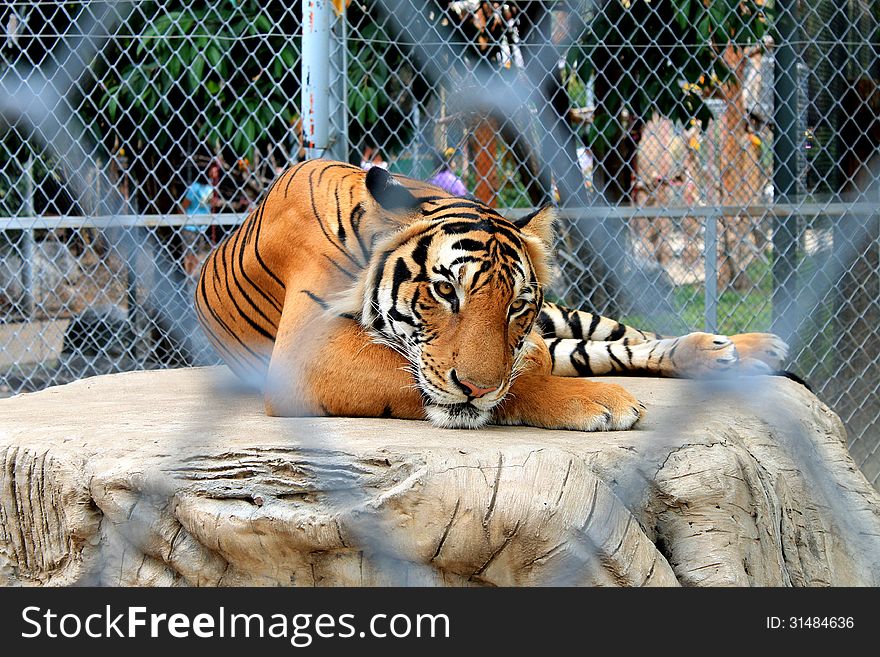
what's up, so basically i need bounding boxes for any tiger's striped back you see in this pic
[195,196,285,381]
[195,159,455,383]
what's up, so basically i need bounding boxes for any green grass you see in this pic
[611,253,839,381]
[617,257,774,336]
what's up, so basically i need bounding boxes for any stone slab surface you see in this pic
[1,367,879,586]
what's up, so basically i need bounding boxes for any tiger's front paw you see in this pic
[673,332,741,376]
[730,332,788,370]
[572,380,644,431]
[497,375,643,432]
[673,331,788,376]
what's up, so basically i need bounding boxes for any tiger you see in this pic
[195,158,789,431]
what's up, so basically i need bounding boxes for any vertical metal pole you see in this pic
[704,214,718,333]
[327,3,349,162]
[772,0,800,337]
[122,153,144,366]
[22,153,35,319]
[340,3,349,162]
[302,0,330,160]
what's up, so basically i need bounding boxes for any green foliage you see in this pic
[96,0,299,159]
[0,138,61,216]
[575,0,774,150]
[93,0,425,165]
[344,2,429,159]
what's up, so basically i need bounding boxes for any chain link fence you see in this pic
[1,0,878,486]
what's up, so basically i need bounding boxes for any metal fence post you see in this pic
[328,4,349,162]
[21,154,35,319]
[703,214,718,334]
[302,0,331,160]
[772,0,801,338]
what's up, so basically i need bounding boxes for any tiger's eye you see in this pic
[510,298,527,313]
[434,281,456,299]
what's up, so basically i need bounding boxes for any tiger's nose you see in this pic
[451,370,501,399]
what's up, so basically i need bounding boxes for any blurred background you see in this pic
[0,0,878,487]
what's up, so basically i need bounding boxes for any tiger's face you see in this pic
[355,168,555,428]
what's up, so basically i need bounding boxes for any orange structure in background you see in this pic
[472,119,499,207]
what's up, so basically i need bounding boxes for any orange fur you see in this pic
[196,159,643,431]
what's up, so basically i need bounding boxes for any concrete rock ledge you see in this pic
[1,367,879,587]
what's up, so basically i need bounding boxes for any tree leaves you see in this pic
[96,0,298,161]
[577,0,774,145]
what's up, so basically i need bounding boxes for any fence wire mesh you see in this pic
[1,0,879,488]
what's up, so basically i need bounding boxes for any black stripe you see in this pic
[283,161,307,197]
[569,311,584,340]
[608,322,627,341]
[411,231,435,268]
[301,289,329,310]
[391,257,412,300]
[369,249,393,331]
[668,338,681,363]
[410,194,448,204]
[233,208,283,315]
[218,231,276,341]
[241,205,259,246]
[308,168,361,269]
[446,219,521,245]
[195,299,264,379]
[246,170,288,296]
[606,344,627,371]
[432,264,455,279]
[202,249,270,364]
[323,254,357,280]
[387,305,418,327]
[410,286,425,322]
[468,259,493,294]
[497,241,520,261]
[587,313,601,339]
[335,186,346,245]
[421,201,498,216]
[349,202,371,262]
[317,162,359,187]
[572,341,593,376]
[451,238,485,252]
[252,199,287,291]
[449,255,480,268]
[441,218,502,233]
[194,285,255,374]
[559,305,571,329]
[228,218,280,329]
[548,338,562,371]
[536,311,554,337]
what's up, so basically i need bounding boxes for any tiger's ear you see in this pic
[365,166,420,213]
[513,204,556,249]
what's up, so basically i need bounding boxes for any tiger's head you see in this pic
[342,166,556,429]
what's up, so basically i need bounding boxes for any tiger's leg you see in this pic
[539,301,787,371]
[264,312,426,419]
[547,334,780,378]
[494,335,644,431]
[536,300,661,342]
